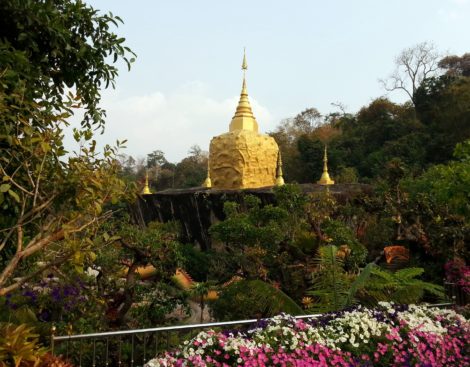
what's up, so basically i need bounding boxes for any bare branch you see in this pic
[380,42,441,104]
[0,194,56,234]
[0,164,34,196]
[0,212,110,289]
[0,251,74,296]
[33,152,48,207]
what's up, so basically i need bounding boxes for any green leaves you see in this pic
[363,267,445,304]
[307,245,349,312]
[212,280,303,320]
[0,0,134,296]
[345,262,375,306]
[0,323,47,367]
[0,0,136,131]
[7,190,20,203]
[0,184,10,193]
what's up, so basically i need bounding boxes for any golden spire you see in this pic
[317,145,335,185]
[229,49,259,133]
[242,47,248,71]
[141,170,152,195]
[276,151,285,186]
[202,160,212,188]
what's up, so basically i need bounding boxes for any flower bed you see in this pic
[146,303,469,367]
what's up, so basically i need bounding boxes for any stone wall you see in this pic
[131,184,372,250]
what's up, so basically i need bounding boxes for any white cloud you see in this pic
[64,81,275,162]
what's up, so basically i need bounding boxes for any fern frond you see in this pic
[345,263,376,306]
[416,281,445,299]
[308,245,350,311]
[248,280,304,316]
[393,286,424,304]
[395,267,424,280]
[365,266,445,304]
[370,267,395,282]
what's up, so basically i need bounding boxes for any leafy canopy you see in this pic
[0,0,135,295]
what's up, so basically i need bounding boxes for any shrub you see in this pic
[211,280,303,320]
[0,323,46,367]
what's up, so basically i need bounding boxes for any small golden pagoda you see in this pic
[317,146,335,185]
[207,51,280,189]
[202,161,212,188]
[275,152,285,186]
[141,170,152,194]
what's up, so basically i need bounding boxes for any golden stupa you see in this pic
[317,146,335,185]
[202,161,212,188]
[275,152,285,186]
[141,170,152,194]
[207,51,280,189]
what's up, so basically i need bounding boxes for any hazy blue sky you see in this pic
[72,0,470,162]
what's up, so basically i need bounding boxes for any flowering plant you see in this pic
[445,259,470,294]
[146,303,469,367]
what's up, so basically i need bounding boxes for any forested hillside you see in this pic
[123,46,470,191]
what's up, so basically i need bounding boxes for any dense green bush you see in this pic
[322,219,368,270]
[211,280,303,321]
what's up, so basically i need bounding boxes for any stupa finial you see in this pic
[141,169,152,195]
[317,145,335,185]
[202,160,212,188]
[276,151,285,186]
[241,48,248,95]
[242,47,248,71]
[229,49,259,133]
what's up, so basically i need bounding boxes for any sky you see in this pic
[66,0,470,162]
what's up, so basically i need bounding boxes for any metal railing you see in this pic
[51,303,453,367]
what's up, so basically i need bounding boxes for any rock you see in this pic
[131,184,372,250]
[209,130,279,189]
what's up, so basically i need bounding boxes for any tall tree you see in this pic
[438,53,470,77]
[147,150,168,168]
[415,73,470,163]
[0,0,134,295]
[172,145,208,188]
[293,108,323,134]
[380,42,440,104]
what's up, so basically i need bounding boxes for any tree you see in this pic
[188,281,214,323]
[0,0,134,130]
[400,140,470,259]
[93,218,183,328]
[438,53,470,77]
[293,108,323,134]
[172,146,208,188]
[269,120,306,183]
[209,195,289,279]
[147,150,168,168]
[414,74,470,163]
[380,42,440,104]
[332,98,426,178]
[0,0,134,295]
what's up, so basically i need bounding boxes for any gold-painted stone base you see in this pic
[209,130,279,189]
[317,172,334,185]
